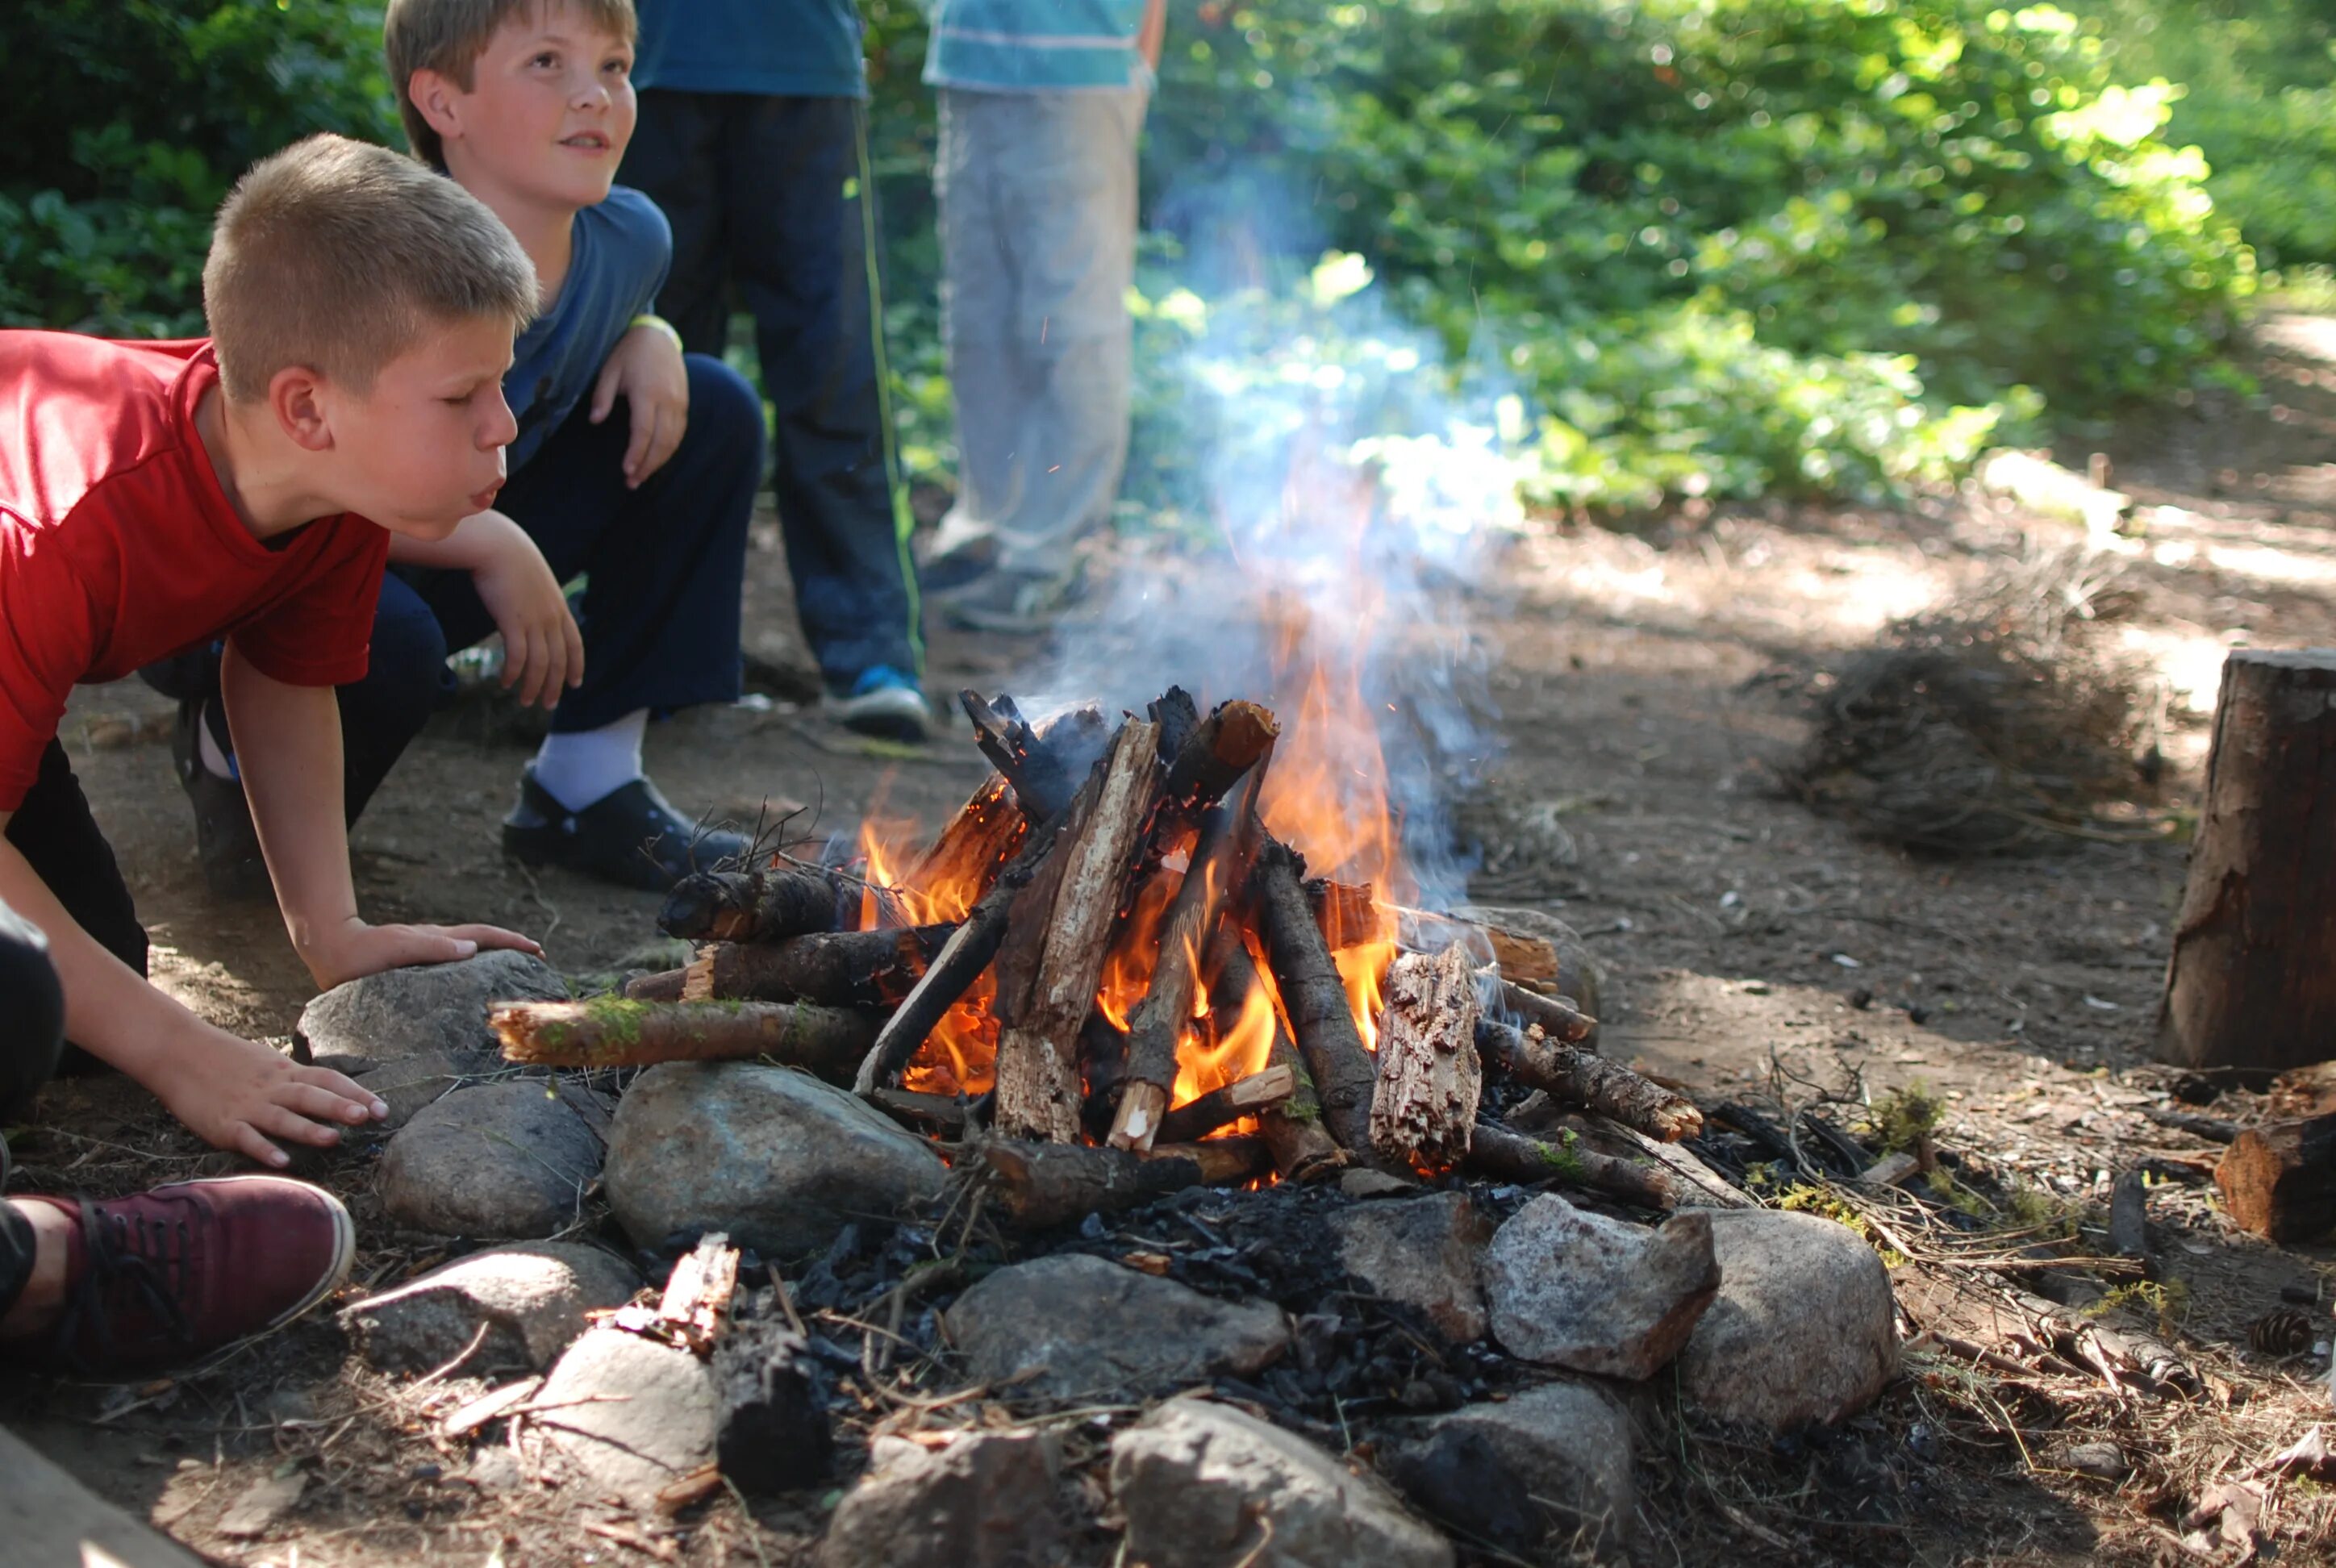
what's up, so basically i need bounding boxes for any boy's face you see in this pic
[438,4,636,212]
[325,315,519,540]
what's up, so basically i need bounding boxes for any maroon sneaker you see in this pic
[20,1174,355,1374]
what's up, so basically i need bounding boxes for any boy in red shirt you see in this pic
[0,134,544,1371]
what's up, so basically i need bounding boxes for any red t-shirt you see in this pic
[0,333,389,811]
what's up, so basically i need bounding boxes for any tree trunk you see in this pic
[2215,1112,2336,1241]
[1369,945,1483,1171]
[991,719,1162,1141]
[2160,649,2336,1074]
[491,1000,878,1078]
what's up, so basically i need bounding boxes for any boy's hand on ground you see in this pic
[151,1028,388,1170]
[472,516,584,708]
[590,323,690,488]
[298,916,544,992]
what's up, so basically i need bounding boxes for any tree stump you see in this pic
[2215,1113,2336,1241]
[2159,649,2336,1074]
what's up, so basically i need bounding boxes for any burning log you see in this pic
[1466,1120,1683,1210]
[1308,877,1383,949]
[491,999,876,1078]
[1488,976,1596,1047]
[1205,932,1345,1182]
[1110,767,1269,1150]
[1475,1019,1704,1142]
[992,719,1163,1141]
[1253,836,1380,1161]
[680,925,955,1008]
[895,773,1024,917]
[852,811,1067,1095]
[961,691,1103,821]
[1155,1065,1297,1145]
[974,1137,1270,1230]
[1149,687,1201,767]
[1370,945,1483,1171]
[659,867,840,945]
[1162,699,1281,811]
[2215,1112,2336,1241]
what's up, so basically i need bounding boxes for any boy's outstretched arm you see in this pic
[221,643,544,990]
[0,828,389,1168]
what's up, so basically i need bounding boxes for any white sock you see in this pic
[196,703,237,778]
[531,711,648,812]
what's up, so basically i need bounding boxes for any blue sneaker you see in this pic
[824,667,932,743]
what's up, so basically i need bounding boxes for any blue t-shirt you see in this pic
[924,0,1149,92]
[633,0,867,99]
[506,186,671,475]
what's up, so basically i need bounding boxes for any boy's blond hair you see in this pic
[385,0,640,169]
[202,135,536,404]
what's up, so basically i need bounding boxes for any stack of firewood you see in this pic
[489,689,1702,1225]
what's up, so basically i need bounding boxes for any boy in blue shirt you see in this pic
[620,0,930,741]
[166,0,765,894]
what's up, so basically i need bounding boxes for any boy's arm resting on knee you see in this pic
[589,319,690,489]
[220,644,544,991]
[0,821,388,1167]
[383,510,582,710]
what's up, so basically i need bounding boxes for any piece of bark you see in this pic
[992,719,1162,1142]
[1156,1065,1298,1145]
[680,925,955,1008]
[1252,836,1380,1160]
[1465,1120,1681,1209]
[624,967,688,1003]
[851,810,1067,1094]
[1203,928,1346,1182]
[895,773,1026,921]
[974,1138,1270,1230]
[1111,768,1269,1149]
[655,1232,741,1353]
[713,1313,832,1494]
[1487,975,1597,1046]
[492,999,877,1078]
[2160,650,2336,1074]
[658,867,839,945]
[1162,699,1282,812]
[1369,945,1483,1171]
[2216,1112,2336,1241]
[1475,1018,1703,1141]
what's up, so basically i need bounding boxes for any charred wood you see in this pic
[1475,1018,1704,1142]
[961,692,1107,821]
[1370,945,1483,1171]
[1308,878,1385,951]
[866,1089,971,1139]
[1156,1065,1298,1145]
[1253,836,1381,1161]
[975,1137,1270,1230]
[1204,928,1346,1182]
[992,719,1162,1141]
[492,1000,877,1078]
[1162,700,1282,814]
[1149,687,1201,769]
[659,867,839,945]
[893,773,1025,920]
[713,1312,832,1493]
[682,925,955,1008]
[1487,976,1596,1047]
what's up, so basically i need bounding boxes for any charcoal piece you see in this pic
[712,1316,832,1494]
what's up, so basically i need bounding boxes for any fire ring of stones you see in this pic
[327,687,1901,1562]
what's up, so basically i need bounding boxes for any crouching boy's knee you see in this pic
[681,354,767,471]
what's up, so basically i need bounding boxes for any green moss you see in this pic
[581,995,649,1046]
[1865,1078,1946,1156]
[1539,1128,1587,1182]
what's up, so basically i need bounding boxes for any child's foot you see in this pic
[8,1175,354,1374]
[500,768,750,890]
[823,666,932,744]
[169,699,269,901]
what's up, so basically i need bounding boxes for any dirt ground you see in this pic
[11,313,2336,1566]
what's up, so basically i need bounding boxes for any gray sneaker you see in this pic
[933,569,1079,635]
[823,666,932,742]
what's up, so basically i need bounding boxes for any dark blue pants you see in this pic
[156,354,762,814]
[623,90,925,687]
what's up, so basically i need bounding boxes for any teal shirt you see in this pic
[924,0,1149,92]
[634,0,867,98]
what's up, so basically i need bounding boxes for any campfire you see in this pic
[486,678,1702,1220]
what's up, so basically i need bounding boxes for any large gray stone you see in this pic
[603,1063,949,1257]
[1111,1398,1451,1568]
[296,950,567,1072]
[0,1421,205,1567]
[339,1242,639,1374]
[1482,1194,1719,1379]
[1678,1209,1898,1431]
[818,1431,1070,1568]
[945,1254,1289,1401]
[1384,1381,1635,1559]
[352,1049,495,1132]
[1328,1191,1491,1343]
[535,1328,719,1505]
[381,1080,606,1239]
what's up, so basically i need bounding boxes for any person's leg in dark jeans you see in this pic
[623,90,733,356]
[404,354,764,889]
[146,577,457,899]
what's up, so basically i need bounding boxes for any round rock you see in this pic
[1384,1380,1635,1559]
[381,1080,606,1239]
[297,950,567,1073]
[1677,1208,1898,1430]
[1483,1194,1719,1379]
[338,1242,639,1374]
[603,1062,949,1257]
[535,1328,718,1506]
[1328,1191,1491,1343]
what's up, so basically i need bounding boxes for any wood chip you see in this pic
[215,1470,306,1539]
[442,1376,545,1439]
